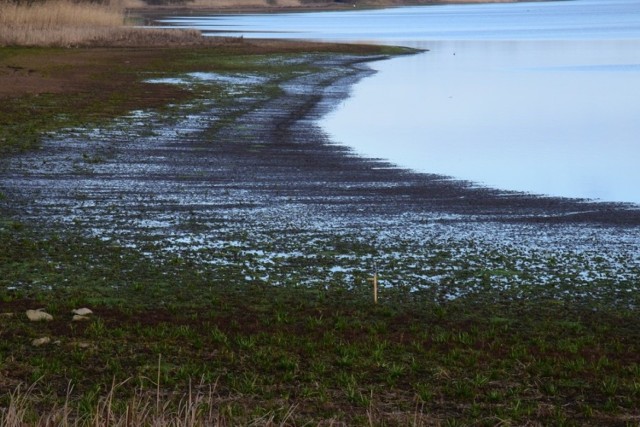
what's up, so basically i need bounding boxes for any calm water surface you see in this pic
[161,0,640,203]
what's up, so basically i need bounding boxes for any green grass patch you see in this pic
[1,223,640,424]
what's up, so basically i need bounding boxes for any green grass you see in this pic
[1,225,640,424]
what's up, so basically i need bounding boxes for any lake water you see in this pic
[160,0,640,203]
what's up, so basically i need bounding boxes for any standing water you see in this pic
[160,0,640,203]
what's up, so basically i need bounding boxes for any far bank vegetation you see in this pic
[0,0,441,47]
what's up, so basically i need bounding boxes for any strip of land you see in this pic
[129,0,524,18]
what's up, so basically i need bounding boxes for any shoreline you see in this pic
[129,0,526,20]
[124,2,640,216]
[2,50,640,309]
[2,51,640,232]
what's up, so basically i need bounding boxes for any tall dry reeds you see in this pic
[0,377,300,426]
[0,0,144,46]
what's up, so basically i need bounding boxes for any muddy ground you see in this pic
[2,52,640,301]
[2,54,639,222]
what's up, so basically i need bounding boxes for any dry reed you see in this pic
[0,378,433,426]
[0,377,285,426]
[0,0,203,47]
[0,0,122,46]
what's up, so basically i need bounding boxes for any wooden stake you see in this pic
[368,273,378,304]
[373,272,378,304]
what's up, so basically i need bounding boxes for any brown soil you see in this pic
[0,40,383,108]
[0,48,181,100]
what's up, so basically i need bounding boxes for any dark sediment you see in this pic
[1,53,640,241]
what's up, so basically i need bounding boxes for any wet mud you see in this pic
[2,53,639,301]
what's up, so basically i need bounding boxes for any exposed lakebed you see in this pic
[2,52,640,306]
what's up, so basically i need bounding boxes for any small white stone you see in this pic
[32,337,51,347]
[72,314,90,322]
[72,308,93,316]
[26,309,53,322]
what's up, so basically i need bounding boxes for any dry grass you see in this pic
[0,0,122,46]
[0,377,303,426]
[0,0,205,47]
[0,380,435,426]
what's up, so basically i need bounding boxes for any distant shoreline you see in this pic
[129,0,526,22]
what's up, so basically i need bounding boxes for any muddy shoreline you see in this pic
[2,51,640,303]
[0,45,639,315]
[2,53,640,239]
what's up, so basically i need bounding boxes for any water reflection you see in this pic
[322,39,640,202]
[161,0,640,203]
